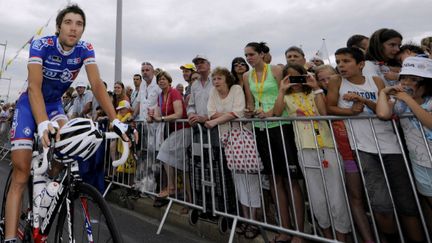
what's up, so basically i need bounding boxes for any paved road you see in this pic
[0,160,212,243]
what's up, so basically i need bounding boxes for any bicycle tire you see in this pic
[54,183,123,243]
[1,169,33,243]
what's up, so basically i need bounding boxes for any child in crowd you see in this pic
[363,28,403,86]
[314,64,337,94]
[377,56,432,232]
[327,47,424,243]
[273,64,350,242]
[115,100,135,174]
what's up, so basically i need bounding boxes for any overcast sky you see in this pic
[0,0,431,102]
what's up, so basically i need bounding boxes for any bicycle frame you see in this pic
[26,131,129,243]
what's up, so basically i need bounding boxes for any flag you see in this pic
[3,16,53,72]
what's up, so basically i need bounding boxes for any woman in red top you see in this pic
[148,71,191,199]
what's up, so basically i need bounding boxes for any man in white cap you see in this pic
[71,80,93,118]
[187,55,213,125]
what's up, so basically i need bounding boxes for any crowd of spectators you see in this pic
[47,29,432,242]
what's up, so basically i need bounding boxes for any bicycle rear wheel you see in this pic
[54,183,123,243]
[1,169,33,243]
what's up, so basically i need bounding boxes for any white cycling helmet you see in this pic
[54,118,103,163]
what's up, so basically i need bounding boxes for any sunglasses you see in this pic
[234,62,247,67]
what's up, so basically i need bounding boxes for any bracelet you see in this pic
[161,116,165,122]
[313,89,324,95]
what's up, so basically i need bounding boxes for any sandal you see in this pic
[235,222,247,235]
[244,224,260,239]
[157,187,176,198]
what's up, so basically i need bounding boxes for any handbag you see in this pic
[220,127,263,173]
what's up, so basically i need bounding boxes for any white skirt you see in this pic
[233,173,261,208]
[157,128,192,171]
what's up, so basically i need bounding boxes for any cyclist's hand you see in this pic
[112,119,130,142]
[38,120,59,148]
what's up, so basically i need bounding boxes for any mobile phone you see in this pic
[289,75,307,84]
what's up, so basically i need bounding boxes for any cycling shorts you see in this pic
[10,93,67,150]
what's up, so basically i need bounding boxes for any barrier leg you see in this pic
[228,217,237,243]
[102,181,113,198]
[157,199,173,235]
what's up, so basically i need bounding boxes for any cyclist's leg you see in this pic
[5,95,35,240]
[4,149,32,239]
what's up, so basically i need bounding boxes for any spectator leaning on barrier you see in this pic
[187,55,213,126]
[377,56,432,226]
[273,63,351,242]
[147,71,191,199]
[71,80,93,118]
[327,47,424,242]
[205,67,262,239]
[242,42,304,243]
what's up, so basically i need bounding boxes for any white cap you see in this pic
[75,81,87,88]
[400,56,432,78]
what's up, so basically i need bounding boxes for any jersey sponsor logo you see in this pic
[67,57,81,65]
[49,55,62,63]
[32,38,55,51]
[60,69,74,83]
[23,127,32,136]
[86,43,94,51]
[42,68,79,83]
[46,37,54,46]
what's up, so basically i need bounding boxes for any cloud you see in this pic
[0,0,431,101]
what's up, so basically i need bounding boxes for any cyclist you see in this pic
[3,5,129,243]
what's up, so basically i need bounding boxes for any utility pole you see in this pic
[114,0,122,82]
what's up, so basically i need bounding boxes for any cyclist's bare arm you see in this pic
[86,64,129,142]
[28,63,55,147]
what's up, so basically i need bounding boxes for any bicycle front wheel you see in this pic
[54,183,123,243]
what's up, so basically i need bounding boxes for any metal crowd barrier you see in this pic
[0,121,11,161]
[101,115,432,243]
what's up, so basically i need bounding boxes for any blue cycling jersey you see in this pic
[27,35,96,103]
[11,35,96,149]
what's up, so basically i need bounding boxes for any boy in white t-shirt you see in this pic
[327,47,424,243]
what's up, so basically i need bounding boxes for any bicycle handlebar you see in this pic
[32,132,129,175]
[105,132,130,167]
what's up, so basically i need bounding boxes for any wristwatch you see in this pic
[161,116,165,122]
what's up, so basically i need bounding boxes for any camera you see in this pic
[289,75,307,84]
